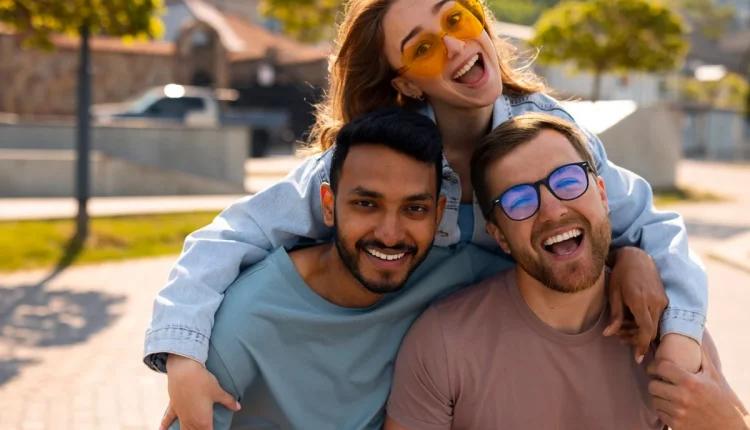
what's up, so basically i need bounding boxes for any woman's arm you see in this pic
[143,150,335,370]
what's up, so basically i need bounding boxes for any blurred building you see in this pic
[0,0,329,130]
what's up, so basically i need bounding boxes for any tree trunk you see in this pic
[592,69,603,102]
[75,24,92,242]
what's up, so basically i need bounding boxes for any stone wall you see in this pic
[0,35,176,117]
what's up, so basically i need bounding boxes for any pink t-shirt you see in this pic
[387,269,718,430]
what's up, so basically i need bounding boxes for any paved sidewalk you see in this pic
[0,195,246,221]
[0,258,173,430]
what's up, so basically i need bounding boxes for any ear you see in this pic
[596,175,609,214]
[435,195,447,226]
[391,76,423,100]
[486,216,511,254]
[321,183,335,227]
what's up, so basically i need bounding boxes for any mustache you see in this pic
[356,239,418,254]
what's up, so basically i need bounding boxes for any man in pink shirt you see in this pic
[384,112,749,430]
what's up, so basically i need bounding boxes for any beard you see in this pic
[333,220,428,295]
[509,215,611,294]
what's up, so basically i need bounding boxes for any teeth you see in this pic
[542,229,582,247]
[366,249,406,261]
[452,54,479,80]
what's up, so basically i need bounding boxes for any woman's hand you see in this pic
[603,246,668,363]
[160,354,241,430]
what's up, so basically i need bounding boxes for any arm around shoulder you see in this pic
[145,151,334,368]
[583,129,707,343]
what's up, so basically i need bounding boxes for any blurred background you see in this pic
[0,0,749,428]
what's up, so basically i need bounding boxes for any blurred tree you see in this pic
[259,0,341,42]
[530,0,688,101]
[488,0,561,26]
[0,0,163,244]
[666,0,734,41]
[679,73,749,112]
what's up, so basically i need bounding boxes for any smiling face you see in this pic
[485,130,611,294]
[322,144,445,295]
[382,0,503,108]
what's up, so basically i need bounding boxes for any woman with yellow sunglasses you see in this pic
[149,0,708,426]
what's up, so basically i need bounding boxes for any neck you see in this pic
[430,99,494,153]
[516,268,607,335]
[292,243,384,309]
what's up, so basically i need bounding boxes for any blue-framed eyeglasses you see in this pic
[489,162,594,221]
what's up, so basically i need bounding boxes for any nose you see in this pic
[443,35,465,61]
[374,212,406,247]
[537,185,568,223]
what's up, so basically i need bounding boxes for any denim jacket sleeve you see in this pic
[584,127,708,343]
[143,150,334,370]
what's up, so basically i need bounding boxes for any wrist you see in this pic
[166,353,205,373]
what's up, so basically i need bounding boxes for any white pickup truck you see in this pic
[92,84,292,155]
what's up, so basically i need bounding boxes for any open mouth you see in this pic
[452,53,485,85]
[541,228,584,257]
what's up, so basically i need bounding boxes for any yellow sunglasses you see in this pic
[397,0,486,78]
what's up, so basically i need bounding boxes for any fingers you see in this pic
[604,284,624,336]
[648,378,683,403]
[215,389,241,412]
[647,359,689,385]
[160,404,178,430]
[631,302,655,364]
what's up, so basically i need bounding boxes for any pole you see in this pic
[75,23,92,241]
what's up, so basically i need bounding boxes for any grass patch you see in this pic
[0,211,220,273]
[653,187,728,207]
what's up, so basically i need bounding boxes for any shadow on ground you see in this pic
[0,235,126,387]
[685,221,750,240]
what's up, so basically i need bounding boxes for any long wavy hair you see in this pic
[303,0,547,154]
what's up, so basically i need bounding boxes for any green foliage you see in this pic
[487,0,560,26]
[679,73,750,112]
[0,0,164,49]
[530,0,688,86]
[259,0,341,42]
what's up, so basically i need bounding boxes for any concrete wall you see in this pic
[0,150,245,197]
[0,122,249,185]
[562,101,681,190]
[597,105,683,190]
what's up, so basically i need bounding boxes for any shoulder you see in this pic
[505,92,579,124]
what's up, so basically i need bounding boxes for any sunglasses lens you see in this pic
[500,184,538,221]
[550,164,589,200]
[399,1,485,78]
[401,34,446,78]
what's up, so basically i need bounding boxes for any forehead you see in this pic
[383,0,452,38]
[338,144,437,196]
[486,129,586,193]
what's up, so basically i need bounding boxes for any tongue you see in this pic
[548,238,578,256]
[455,61,484,85]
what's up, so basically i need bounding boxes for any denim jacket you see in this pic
[143,92,708,371]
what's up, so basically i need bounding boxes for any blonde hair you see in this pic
[303,0,547,154]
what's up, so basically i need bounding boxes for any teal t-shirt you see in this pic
[170,243,512,430]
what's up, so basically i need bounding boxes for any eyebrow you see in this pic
[400,0,453,53]
[350,187,434,202]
